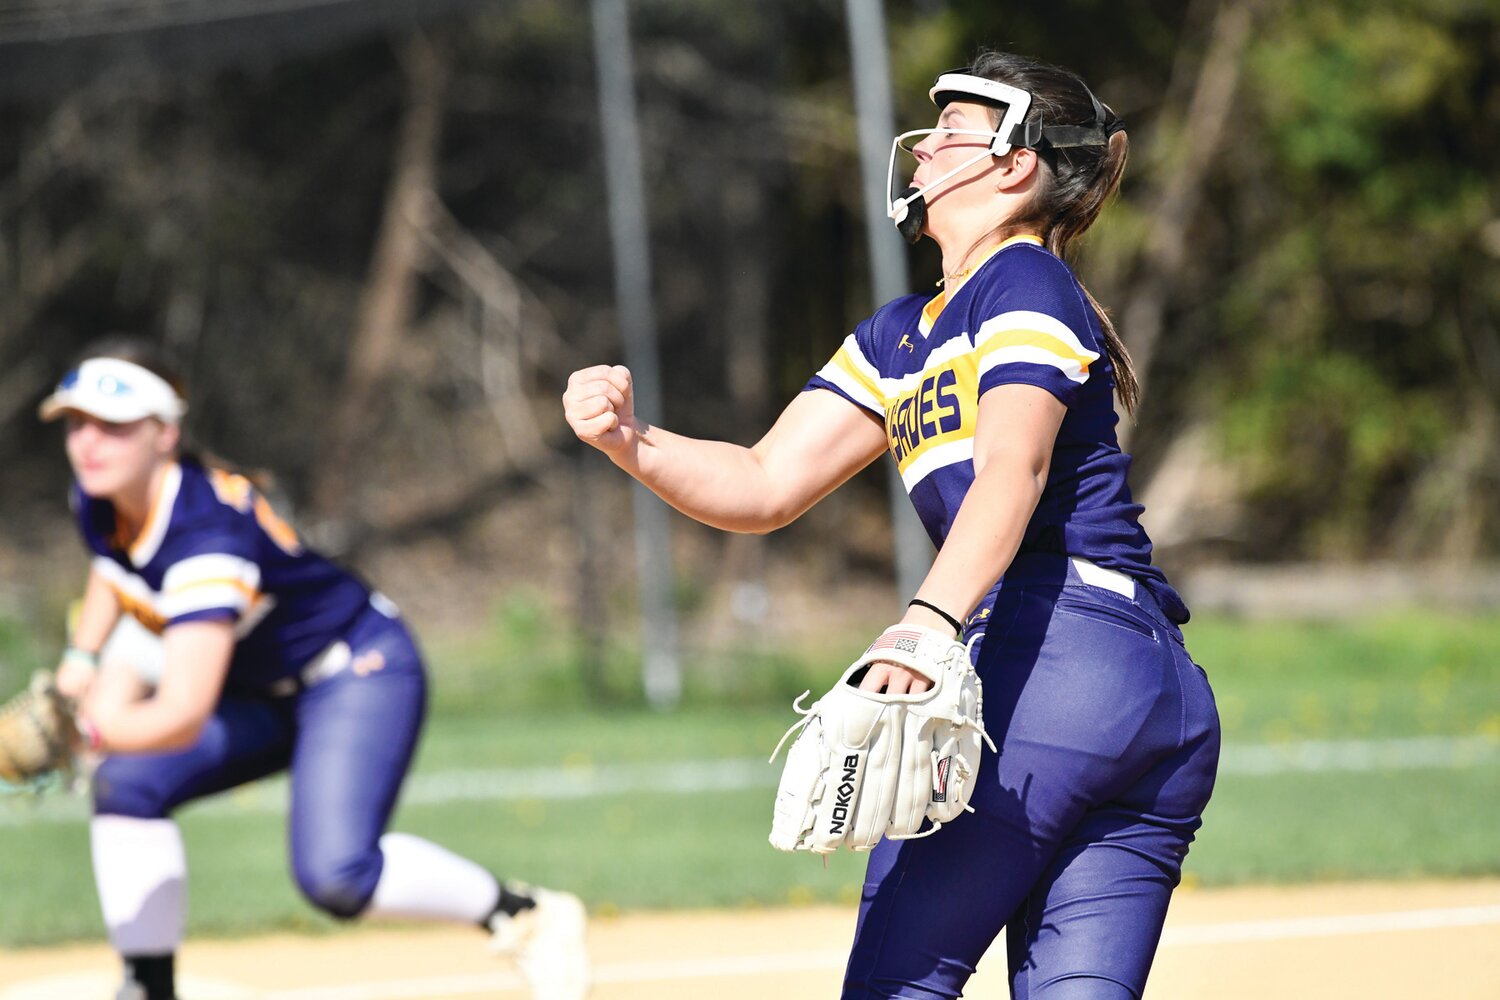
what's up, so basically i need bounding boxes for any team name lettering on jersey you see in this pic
[887,368,962,464]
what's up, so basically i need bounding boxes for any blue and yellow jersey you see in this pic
[75,459,375,690]
[806,235,1188,623]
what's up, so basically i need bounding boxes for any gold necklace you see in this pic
[936,234,1042,287]
[937,257,983,288]
[936,244,1002,288]
[937,264,975,288]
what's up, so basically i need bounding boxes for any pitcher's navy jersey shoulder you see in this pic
[76,460,373,688]
[805,236,1187,622]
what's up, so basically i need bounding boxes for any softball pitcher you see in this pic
[565,50,1220,999]
[43,339,589,1000]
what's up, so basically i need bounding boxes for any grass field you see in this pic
[2,609,1498,949]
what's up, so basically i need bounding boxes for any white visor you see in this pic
[38,357,187,424]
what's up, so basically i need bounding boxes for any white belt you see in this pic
[263,593,397,697]
[1070,557,1136,598]
[267,640,352,697]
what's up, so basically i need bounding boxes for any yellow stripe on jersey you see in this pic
[919,291,947,336]
[166,577,261,599]
[974,310,1100,386]
[159,553,262,619]
[815,335,887,411]
[103,582,168,634]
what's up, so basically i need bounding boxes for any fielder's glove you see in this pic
[768,624,995,854]
[0,671,79,789]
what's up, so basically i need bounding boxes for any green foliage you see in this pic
[0,613,44,697]
[1220,350,1450,554]
[1208,0,1500,557]
[1253,7,1465,176]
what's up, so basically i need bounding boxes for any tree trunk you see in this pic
[313,32,448,519]
[1117,0,1260,445]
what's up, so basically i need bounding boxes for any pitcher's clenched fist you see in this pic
[563,365,639,455]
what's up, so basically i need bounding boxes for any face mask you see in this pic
[885,74,1033,244]
[885,71,1117,244]
[886,125,1016,245]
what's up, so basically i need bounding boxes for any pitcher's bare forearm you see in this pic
[568,371,888,533]
[617,418,882,532]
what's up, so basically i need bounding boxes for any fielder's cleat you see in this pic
[489,883,590,1000]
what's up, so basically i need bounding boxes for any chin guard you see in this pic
[892,186,926,245]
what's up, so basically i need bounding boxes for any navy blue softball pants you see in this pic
[91,604,427,919]
[844,555,1221,999]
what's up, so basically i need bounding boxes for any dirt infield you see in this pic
[3,879,1498,999]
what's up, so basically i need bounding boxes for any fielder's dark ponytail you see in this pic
[968,51,1139,416]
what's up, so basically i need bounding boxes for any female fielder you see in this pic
[564,51,1220,999]
[43,339,588,1000]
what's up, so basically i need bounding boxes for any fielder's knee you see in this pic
[293,852,381,920]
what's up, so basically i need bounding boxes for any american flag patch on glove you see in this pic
[867,628,923,655]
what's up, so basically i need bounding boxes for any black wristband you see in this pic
[908,598,962,636]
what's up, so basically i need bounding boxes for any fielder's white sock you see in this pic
[90,816,187,954]
[366,832,501,923]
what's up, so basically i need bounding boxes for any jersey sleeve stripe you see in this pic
[160,584,253,620]
[819,341,885,411]
[977,328,1099,369]
[162,554,262,593]
[978,344,1093,385]
[167,577,261,599]
[975,311,1097,355]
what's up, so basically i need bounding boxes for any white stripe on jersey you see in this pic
[128,463,183,567]
[974,310,1099,385]
[160,553,260,619]
[817,359,882,412]
[900,438,976,491]
[816,335,884,411]
[974,310,1093,353]
[160,583,254,620]
[92,556,158,609]
[162,553,262,593]
[876,335,976,397]
[979,343,1092,385]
